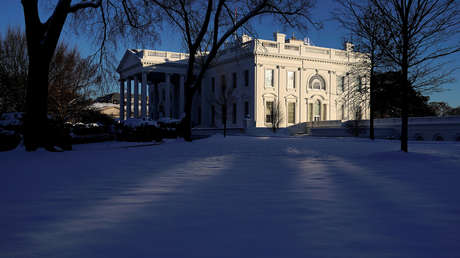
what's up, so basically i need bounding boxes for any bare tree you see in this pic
[20,0,158,151]
[149,0,318,141]
[0,27,101,122]
[48,44,101,122]
[334,1,388,140]
[269,100,283,133]
[210,78,236,137]
[369,0,460,152]
[0,27,28,114]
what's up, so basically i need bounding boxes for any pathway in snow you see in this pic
[1,136,460,258]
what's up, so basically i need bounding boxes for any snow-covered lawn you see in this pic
[1,136,460,258]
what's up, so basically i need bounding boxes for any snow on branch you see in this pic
[68,0,102,13]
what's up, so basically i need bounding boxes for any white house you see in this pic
[116,32,369,129]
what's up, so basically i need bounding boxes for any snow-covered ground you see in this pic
[1,136,460,258]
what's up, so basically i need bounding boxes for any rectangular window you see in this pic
[265,69,274,87]
[287,71,295,89]
[232,103,237,124]
[211,105,215,125]
[221,106,226,124]
[244,70,249,87]
[323,104,327,120]
[288,102,295,123]
[337,76,345,93]
[356,77,362,92]
[309,103,313,121]
[211,77,215,92]
[265,101,273,123]
[341,104,345,120]
[221,74,226,94]
[232,72,237,88]
[244,101,249,117]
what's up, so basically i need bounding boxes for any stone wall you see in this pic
[307,116,460,141]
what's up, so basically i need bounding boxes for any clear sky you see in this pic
[1,0,459,106]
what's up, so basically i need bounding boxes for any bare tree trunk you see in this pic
[183,87,193,141]
[401,7,409,153]
[401,70,409,152]
[24,55,50,150]
[223,106,227,137]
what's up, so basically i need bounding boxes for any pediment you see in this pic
[284,93,298,100]
[116,49,142,73]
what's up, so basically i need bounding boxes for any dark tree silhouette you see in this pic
[369,0,460,152]
[20,0,157,151]
[334,1,388,140]
[0,28,100,121]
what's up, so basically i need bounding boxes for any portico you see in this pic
[116,49,188,120]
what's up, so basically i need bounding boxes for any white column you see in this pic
[119,79,125,120]
[133,75,139,118]
[179,74,185,116]
[141,72,147,118]
[126,78,132,118]
[165,73,171,118]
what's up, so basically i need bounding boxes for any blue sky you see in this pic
[1,0,459,106]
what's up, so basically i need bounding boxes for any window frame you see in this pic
[265,101,274,123]
[244,70,249,87]
[211,77,215,93]
[287,102,296,124]
[287,71,295,90]
[265,69,274,88]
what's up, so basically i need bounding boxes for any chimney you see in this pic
[274,32,286,43]
[242,34,252,43]
[344,42,354,52]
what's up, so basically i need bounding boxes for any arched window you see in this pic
[309,74,326,90]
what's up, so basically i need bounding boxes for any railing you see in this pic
[285,44,300,51]
[304,47,329,55]
[262,42,277,48]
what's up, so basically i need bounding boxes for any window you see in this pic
[232,73,237,88]
[308,103,313,121]
[309,74,326,90]
[221,74,226,94]
[211,105,215,125]
[322,104,327,120]
[288,102,295,123]
[232,103,237,124]
[265,101,273,123]
[244,70,249,87]
[211,77,215,92]
[337,76,345,93]
[341,104,345,120]
[221,106,226,124]
[265,69,274,87]
[287,71,295,89]
[244,101,249,117]
[356,76,362,91]
[355,106,362,120]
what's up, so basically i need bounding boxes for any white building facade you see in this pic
[116,32,369,129]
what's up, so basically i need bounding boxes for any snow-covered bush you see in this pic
[0,112,24,131]
[0,112,24,151]
[0,127,21,151]
[71,122,105,136]
[117,118,163,142]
